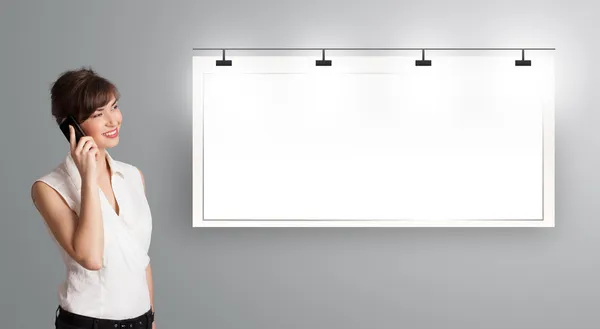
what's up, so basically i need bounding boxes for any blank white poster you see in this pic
[193,53,554,227]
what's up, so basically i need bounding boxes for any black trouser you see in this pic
[54,305,153,329]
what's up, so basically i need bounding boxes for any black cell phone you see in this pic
[59,115,86,144]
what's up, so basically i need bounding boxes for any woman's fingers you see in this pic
[69,126,76,152]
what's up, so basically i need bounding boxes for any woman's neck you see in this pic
[95,148,111,178]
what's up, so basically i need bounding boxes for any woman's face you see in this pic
[80,96,122,150]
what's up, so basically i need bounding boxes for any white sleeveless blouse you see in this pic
[35,151,152,320]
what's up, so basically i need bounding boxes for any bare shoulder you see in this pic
[31,180,67,208]
[137,168,145,187]
[30,180,76,232]
[31,180,82,265]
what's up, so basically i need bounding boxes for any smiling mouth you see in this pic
[102,128,118,138]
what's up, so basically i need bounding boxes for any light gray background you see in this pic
[1,0,598,328]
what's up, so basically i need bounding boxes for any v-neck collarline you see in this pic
[102,152,122,218]
[99,178,122,218]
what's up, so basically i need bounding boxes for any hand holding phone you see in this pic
[59,115,99,177]
[59,115,85,145]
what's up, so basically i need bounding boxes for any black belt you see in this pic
[55,305,153,329]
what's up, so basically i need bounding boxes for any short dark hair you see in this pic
[50,66,120,125]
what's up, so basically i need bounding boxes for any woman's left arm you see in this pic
[139,168,156,328]
[146,263,155,328]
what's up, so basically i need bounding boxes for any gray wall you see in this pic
[1,0,598,328]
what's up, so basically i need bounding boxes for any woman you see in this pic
[31,67,156,329]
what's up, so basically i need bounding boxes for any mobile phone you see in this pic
[59,115,86,144]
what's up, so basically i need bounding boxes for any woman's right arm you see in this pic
[31,176,104,271]
[32,126,104,271]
